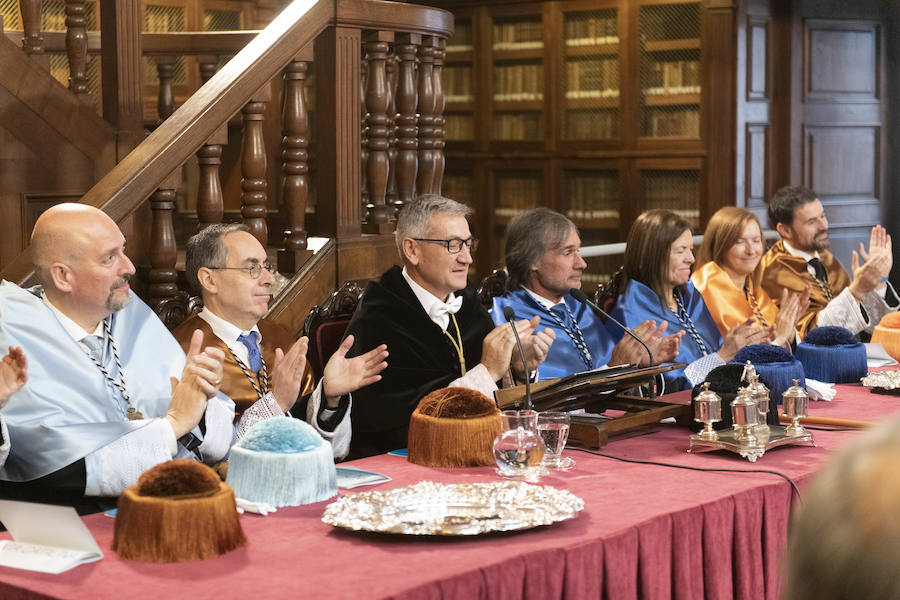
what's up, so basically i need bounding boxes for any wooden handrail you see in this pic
[3,30,258,54]
[0,0,453,285]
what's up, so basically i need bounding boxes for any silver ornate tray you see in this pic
[322,480,585,536]
[688,424,814,462]
[862,370,900,394]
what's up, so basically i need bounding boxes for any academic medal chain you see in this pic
[443,314,467,377]
[87,320,143,420]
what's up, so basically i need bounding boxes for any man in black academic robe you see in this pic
[345,195,555,459]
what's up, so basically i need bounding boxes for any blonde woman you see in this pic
[692,206,808,348]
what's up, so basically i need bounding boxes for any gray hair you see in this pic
[505,208,577,289]
[784,418,900,600]
[185,223,249,294]
[395,194,472,258]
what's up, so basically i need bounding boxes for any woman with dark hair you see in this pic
[692,206,808,348]
[609,209,774,390]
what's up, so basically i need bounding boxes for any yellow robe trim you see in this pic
[691,261,778,337]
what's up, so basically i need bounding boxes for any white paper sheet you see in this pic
[0,500,103,574]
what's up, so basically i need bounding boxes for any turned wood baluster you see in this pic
[278,56,314,274]
[148,173,181,305]
[417,36,437,195]
[241,88,271,247]
[385,51,399,210]
[361,31,394,233]
[65,0,89,96]
[395,33,420,209]
[156,55,177,121]
[20,0,44,55]
[359,58,369,210]
[196,124,228,232]
[197,55,219,85]
[432,38,446,193]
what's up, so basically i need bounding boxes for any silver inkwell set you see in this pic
[688,362,815,462]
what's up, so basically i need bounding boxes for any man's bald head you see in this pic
[30,203,136,331]
[31,204,119,287]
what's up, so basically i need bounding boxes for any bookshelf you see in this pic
[639,2,701,139]
[414,0,734,285]
[563,8,619,141]
[490,10,544,143]
[445,16,475,144]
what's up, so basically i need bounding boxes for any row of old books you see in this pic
[494,177,541,216]
[564,14,617,42]
[445,115,474,141]
[564,175,620,221]
[643,108,700,137]
[145,10,183,33]
[493,113,542,140]
[445,66,473,100]
[442,175,474,206]
[566,110,618,140]
[493,21,543,50]
[643,175,700,225]
[644,60,700,95]
[567,58,619,94]
[493,64,543,101]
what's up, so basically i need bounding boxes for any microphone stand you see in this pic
[569,288,659,397]
[502,306,532,411]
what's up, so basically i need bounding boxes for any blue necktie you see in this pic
[237,333,262,371]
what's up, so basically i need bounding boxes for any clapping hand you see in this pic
[322,335,388,407]
[850,225,893,298]
[0,346,27,410]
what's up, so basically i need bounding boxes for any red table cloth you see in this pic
[1,382,896,600]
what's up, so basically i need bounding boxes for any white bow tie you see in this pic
[428,294,463,329]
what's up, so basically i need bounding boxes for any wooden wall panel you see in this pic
[804,125,878,198]
[805,21,879,101]
[747,18,768,99]
[791,3,888,269]
[745,123,767,210]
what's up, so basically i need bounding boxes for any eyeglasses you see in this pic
[412,237,479,254]
[209,261,275,279]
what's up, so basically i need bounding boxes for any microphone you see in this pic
[502,306,532,410]
[568,287,654,367]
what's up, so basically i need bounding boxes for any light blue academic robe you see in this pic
[0,281,234,482]
[491,288,616,381]
[608,279,722,391]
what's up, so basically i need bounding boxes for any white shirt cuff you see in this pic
[449,363,499,398]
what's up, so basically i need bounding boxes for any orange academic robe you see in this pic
[691,261,779,337]
[759,240,851,338]
[172,313,315,419]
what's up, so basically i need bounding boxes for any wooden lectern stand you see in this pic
[494,364,691,449]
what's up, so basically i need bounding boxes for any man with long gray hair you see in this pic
[344,195,555,459]
[491,207,682,380]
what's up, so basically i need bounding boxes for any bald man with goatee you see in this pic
[0,203,235,508]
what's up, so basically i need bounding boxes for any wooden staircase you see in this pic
[0,0,453,336]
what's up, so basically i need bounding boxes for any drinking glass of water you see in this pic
[537,411,575,471]
[493,410,546,481]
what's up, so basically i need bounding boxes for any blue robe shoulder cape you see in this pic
[608,279,722,391]
[0,282,234,482]
[491,288,616,381]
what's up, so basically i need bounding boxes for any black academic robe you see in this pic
[344,266,495,458]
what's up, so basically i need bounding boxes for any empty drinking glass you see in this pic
[537,411,575,471]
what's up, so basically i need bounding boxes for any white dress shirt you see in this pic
[401,268,497,396]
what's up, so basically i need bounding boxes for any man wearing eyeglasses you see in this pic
[0,204,233,508]
[173,224,388,459]
[344,194,556,459]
